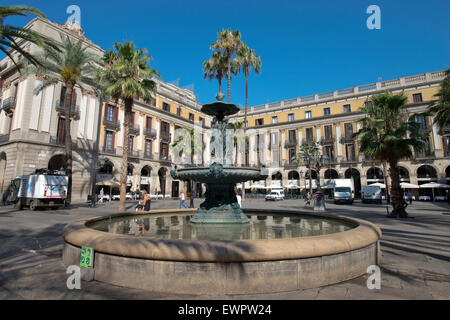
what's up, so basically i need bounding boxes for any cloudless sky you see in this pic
[2,0,450,107]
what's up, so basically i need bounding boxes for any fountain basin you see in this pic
[172,166,267,184]
[62,209,382,295]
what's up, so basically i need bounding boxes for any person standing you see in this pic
[179,192,187,209]
[305,191,311,206]
[407,191,413,205]
[99,188,104,204]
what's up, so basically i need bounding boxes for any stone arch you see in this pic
[324,169,339,179]
[140,165,152,193]
[48,154,66,171]
[345,168,361,197]
[366,167,384,181]
[305,169,318,180]
[287,170,300,180]
[417,165,438,180]
[398,166,410,182]
[158,167,168,196]
[271,171,282,181]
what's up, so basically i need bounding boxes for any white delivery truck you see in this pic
[331,179,354,204]
[362,185,382,204]
[8,169,68,210]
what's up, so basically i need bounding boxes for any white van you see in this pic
[265,190,285,201]
[362,185,382,204]
[326,179,354,204]
[8,170,68,210]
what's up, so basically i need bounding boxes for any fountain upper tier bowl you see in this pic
[172,164,268,184]
[201,101,240,120]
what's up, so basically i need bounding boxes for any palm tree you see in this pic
[0,5,52,67]
[171,127,204,207]
[295,143,323,195]
[24,33,100,206]
[354,91,427,218]
[98,42,160,212]
[237,44,261,167]
[428,69,450,131]
[210,29,242,102]
[203,51,239,99]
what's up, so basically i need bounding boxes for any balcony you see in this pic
[129,124,140,135]
[159,154,171,164]
[415,151,435,159]
[143,153,154,160]
[284,139,297,149]
[128,150,140,159]
[302,139,316,146]
[341,157,359,165]
[103,118,121,131]
[102,147,116,155]
[160,131,171,142]
[320,136,335,145]
[144,128,157,139]
[1,97,16,115]
[55,100,79,119]
[340,135,355,144]
[49,136,77,148]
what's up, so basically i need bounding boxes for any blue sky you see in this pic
[2,0,450,107]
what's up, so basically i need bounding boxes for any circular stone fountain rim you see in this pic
[62,209,382,263]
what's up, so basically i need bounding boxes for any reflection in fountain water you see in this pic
[93,213,354,241]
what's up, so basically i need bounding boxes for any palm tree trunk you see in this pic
[218,77,222,94]
[120,98,133,212]
[64,82,74,206]
[388,158,407,218]
[242,72,249,201]
[227,55,231,103]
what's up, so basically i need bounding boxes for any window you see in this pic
[344,123,353,137]
[305,128,314,141]
[189,113,195,122]
[162,102,170,112]
[160,142,169,158]
[105,104,117,122]
[415,115,428,129]
[324,125,333,140]
[176,107,182,116]
[343,104,352,113]
[272,116,278,124]
[145,139,152,156]
[129,136,134,153]
[324,145,335,160]
[288,113,295,121]
[146,116,152,129]
[255,118,264,126]
[413,93,423,103]
[345,143,356,161]
[323,107,331,116]
[105,131,114,152]
[199,117,205,126]
[152,97,157,107]
[288,129,296,142]
[289,148,296,163]
[56,117,66,144]
[244,120,248,128]
[305,111,312,119]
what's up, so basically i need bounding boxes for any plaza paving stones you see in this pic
[0,199,449,300]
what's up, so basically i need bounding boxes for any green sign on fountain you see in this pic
[171,100,268,224]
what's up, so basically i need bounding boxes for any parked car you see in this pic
[265,190,285,201]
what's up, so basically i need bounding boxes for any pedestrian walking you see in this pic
[407,191,413,205]
[179,192,188,209]
[305,192,311,206]
[236,193,242,208]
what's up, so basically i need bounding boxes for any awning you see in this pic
[419,182,450,188]
[400,182,420,189]
[369,183,386,188]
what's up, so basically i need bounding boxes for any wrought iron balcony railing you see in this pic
[415,151,435,159]
[320,136,335,145]
[160,131,171,142]
[102,147,116,155]
[55,100,79,118]
[340,135,356,144]
[143,153,154,160]
[103,118,121,131]
[129,124,140,135]
[159,154,171,163]
[284,139,297,149]
[144,128,157,139]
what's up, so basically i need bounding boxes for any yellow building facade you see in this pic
[230,70,449,198]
